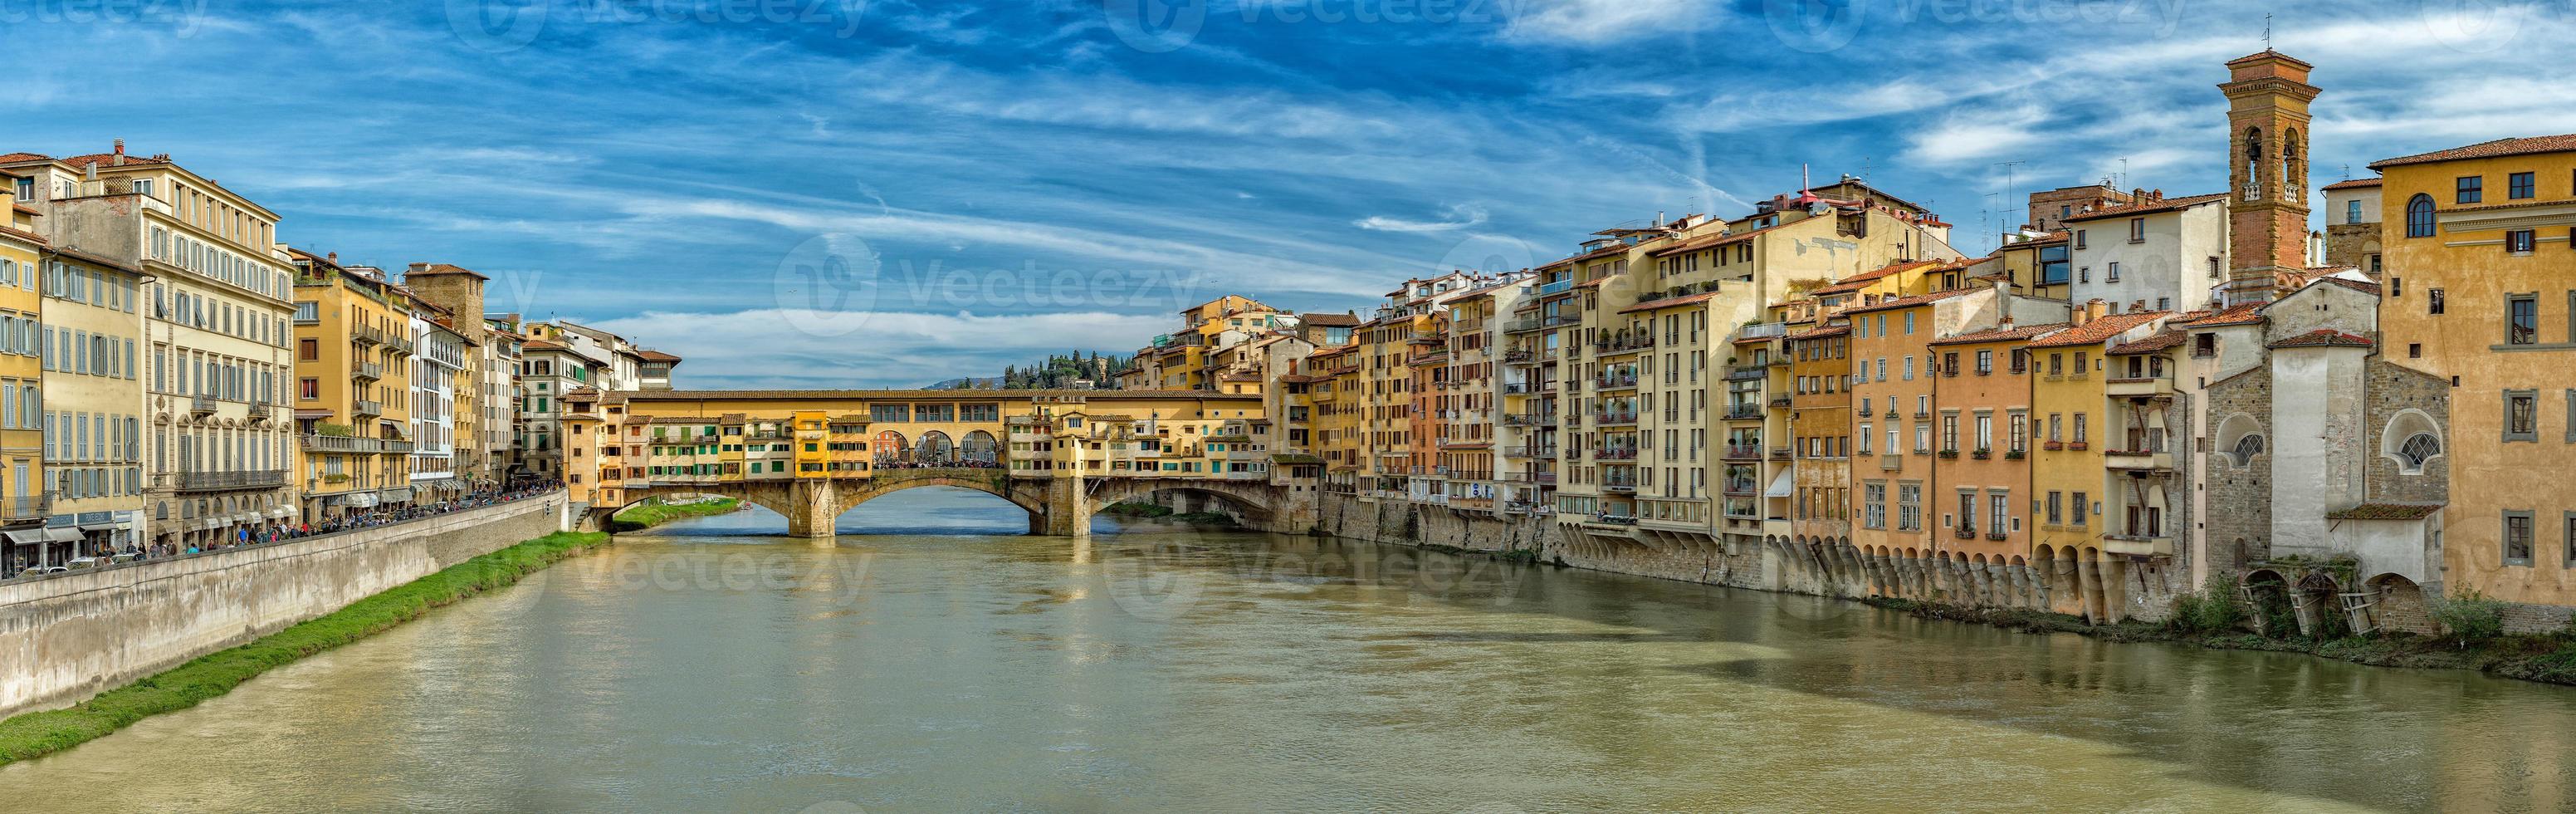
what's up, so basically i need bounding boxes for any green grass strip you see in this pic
[609,497,741,532]
[0,529,610,766]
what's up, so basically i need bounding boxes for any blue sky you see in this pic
[6,0,2569,387]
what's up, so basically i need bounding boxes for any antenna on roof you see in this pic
[2262,12,2273,51]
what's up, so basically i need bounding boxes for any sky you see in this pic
[5,0,2570,388]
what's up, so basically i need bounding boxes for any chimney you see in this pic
[408,262,429,273]
[112,140,125,165]
[326,252,338,263]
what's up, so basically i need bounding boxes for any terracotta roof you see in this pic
[2059,193,2227,224]
[2373,134,2576,169]
[1298,312,1361,326]
[2325,503,2443,521]
[2311,276,2382,297]
[2268,329,2374,349]
[1575,275,1615,289]
[2109,330,2187,355]
[609,388,1259,404]
[1812,259,1943,295]
[2024,311,2168,349]
[2227,49,2314,69]
[1541,241,1635,269]
[1787,324,1850,340]
[1647,223,1786,257]
[11,203,40,217]
[522,339,566,351]
[2175,304,2264,327]
[2320,177,2383,191]
[1927,321,2071,346]
[403,262,487,281]
[1843,287,1976,315]
[1619,291,1722,314]
[0,153,46,164]
[54,151,171,169]
[634,350,682,362]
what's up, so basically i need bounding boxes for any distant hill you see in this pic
[920,351,1132,390]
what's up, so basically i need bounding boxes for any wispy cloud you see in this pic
[1354,204,1489,232]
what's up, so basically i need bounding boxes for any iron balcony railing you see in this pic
[169,469,291,493]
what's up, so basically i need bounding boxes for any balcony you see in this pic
[1879,454,1902,470]
[1769,396,1792,408]
[2106,376,2174,398]
[1504,317,1547,334]
[354,324,387,346]
[1721,445,1762,461]
[354,361,384,381]
[1501,445,1557,459]
[1596,374,1638,390]
[1502,412,1557,428]
[2104,449,2175,471]
[1502,349,1534,365]
[3,493,49,521]
[1537,277,1576,297]
[1738,321,1788,341]
[1593,448,1637,461]
[1769,446,1791,461]
[302,434,417,454]
[1597,335,1654,355]
[1724,405,1765,421]
[354,400,384,417]
[170,469,291,493]
[1595,411,1638,425]
[1723,481,1759,497]
[1501,471,1559,485]
[1724,366,1767,381]
[188,395,217,416]
[1603,482,1636,494]
[2099,532,2174,557]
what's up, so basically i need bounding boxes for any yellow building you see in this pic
[290,250,416,520]
[2,145,300,551]
[2026,306,2171,620]
[2372,134,2576,615]
[0,176,48,570]
[38,248,149,557]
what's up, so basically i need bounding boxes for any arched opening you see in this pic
[2380,409,2445,475]
[2241,127,2266,200]
[2365,573,2432,635]
[2241,569,2295,637]
[2406,194,2436,238]
[873,430,910,465]
[838,484,1041,536]
[961,430,1000,464]
[915,431,955,464]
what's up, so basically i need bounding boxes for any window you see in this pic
[2207,257,2223,280]
[2509,294,2539,344]
[2505,511,2534,566]
[1974,350,1992,374]
[2129,217,2145,242]
[2008,412,2027,452]
[2075,229,2088,249]
[2510,171,2535,199]
[2345,200,2363,224]
[2037,245,2068,285]
[2430,288,2445,315]
[2457,175,2483,204]
[2071,491,2089,526]
[2406,194,2435,238]
[2505,390,2538,441]
[2398,433,2442,468]
[2231,434,2264,465]
[2107,262,2121,282]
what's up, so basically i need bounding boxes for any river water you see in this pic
[4,488,2573,813]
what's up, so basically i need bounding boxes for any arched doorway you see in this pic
[916,431,954,464]
[961,430,1000,465]
[873,430,909,465]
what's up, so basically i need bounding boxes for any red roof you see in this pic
[2059,193,2227,224]
[2174,304,2264,327]
[404,262,487,281]
[1298,312,1361,326]
[1646,223,1786,257]
[2372,134,2576,170]
[1927,321,2070,346]
[1619,291,1722,314]
[2310,276,2382,297]
[2024,311,2168,349]
[1812,259,1943,295]
[2109,331,2187,355]
[2320,177,2383,191]
[635,350,682,362]
[1787,324,1850,340]
[1842,287,1976,315]
[2268,329,2374,349]
[2325,503,2443,521]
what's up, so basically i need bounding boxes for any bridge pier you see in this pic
[782,479,839,539]
[1037,472,1091,537]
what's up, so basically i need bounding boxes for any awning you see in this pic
[345,493,380,508]
[1764,468,1795,498]
[269,508,292,518]
[41,527,81,543]
[2,529,43,545]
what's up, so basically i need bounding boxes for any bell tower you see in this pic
[2217,50,2319,306]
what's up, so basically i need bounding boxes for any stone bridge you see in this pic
[589,469,1295,538]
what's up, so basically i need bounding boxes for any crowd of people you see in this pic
[870,456,1004,470]
[2,483,564,580]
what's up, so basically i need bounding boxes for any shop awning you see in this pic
[2,529,44,545]
[41,527,81,543]
[1764,468,1794,498]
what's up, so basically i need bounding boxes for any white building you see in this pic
[2063,192,2230,316]
[409,314,469,502]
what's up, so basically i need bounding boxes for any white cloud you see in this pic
[1353,204,1489,232]
[1499,0,1711,45]
[585,309,1174,388]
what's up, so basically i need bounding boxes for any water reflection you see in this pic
[1,488,2570,812]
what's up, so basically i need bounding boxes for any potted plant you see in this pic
[1972,448,1992,459]
[2042,440,2064,451]
[2004,449,2026,460]
[1937,449,1959,459]
[2069,441,2090,451]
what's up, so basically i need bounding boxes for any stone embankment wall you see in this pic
[0,496,568,718]
[1305,494,2192,625]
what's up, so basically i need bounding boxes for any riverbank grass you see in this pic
[0,529,610,766]
[609,497,741,532]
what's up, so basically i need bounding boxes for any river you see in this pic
[3,488,2572,812]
